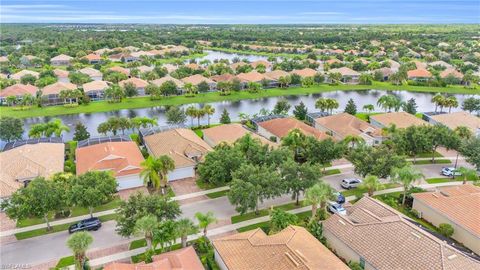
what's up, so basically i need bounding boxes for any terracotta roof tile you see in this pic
[407,69,432,78]
[82,80,109,93]
[202,123,277,147]
[258,117,331,140]
[370,112,428,129]
[11,70,40,80]
[0,83,38,97]
[41,81,77,95]
[431,111,480,134]
[119,77,149,88]
[290,68,317,78]
[79,67,103,78]
[181,74,214,85]
[315,113,382,139]
[151,75,184,88]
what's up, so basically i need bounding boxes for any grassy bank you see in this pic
[2,82,478,118]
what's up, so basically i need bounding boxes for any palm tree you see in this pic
[6,95,16,106]
[203,105,215,126]
[185,106,197,127]
[326,98,339,114]
[359,175,383,196]
[176,218,198,248]
[184,83,197,97]
[377,95,400,112]
[343,135,365,148]
[315,98,329,113]
[453,126,472,168]
[281,129,307,163]
[431,94,443,113]
[304,182,334,220]
[195,211,217,237]
[134,215,157,250]
[457,167,478,184]
[140,155,175,194]
[391,165,424,205]
[67,231,93,270]
[445,96,458,113]
[196,108,206,126]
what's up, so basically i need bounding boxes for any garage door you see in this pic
[168,166,195,181]
[117,174,143,190]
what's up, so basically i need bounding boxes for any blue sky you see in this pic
[1,0,479,24]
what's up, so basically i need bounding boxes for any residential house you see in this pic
[370,112,428,129]
[0,142,64,199]
[213,225,349,270]
[250,60,272,71]
[142,128,212,181]
[53,69,70,83]
[76,139,145,190]
[94,48,111,56]
[314,113,383,145]
[20,55,39,67]
[0,84,38,104]
[79,67,103,81]
[254,116,331,142]
[104,246,204,270]
[210,73,237,83]
[374,67,395,81]
[412,184,480,255]
[119,77,149,96]
[230,61,249,71]
[11,70,40,81]
[151,75,185,92]
[82,80,109,100]
[429,60,453,69]
[108,66,130,77]
[41,81,78,105]
[202,123,277,148]
[162,63,178,74]
[136,65,154,74]
[329,67,361,84]
[264,69,290,81]
[290,68,317,78]
[83,53,103,64]
[108,53,137,63]
[186,63,202,71]
[50,54,73,66]
[407,69,432,81]
[323,196,480,269]
[387,60,401,71]
[440,69,464,82]
[181,74,216,91]
[413,60,428,69]
[235,70,274,87]
[424,111,480,137]
[130,51,155,59]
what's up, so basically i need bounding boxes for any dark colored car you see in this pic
[334,192,346,204]
[68,217,102,234]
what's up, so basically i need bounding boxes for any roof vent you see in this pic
[339,220,346,225]
[440,191,450,197]
[410,232,421,239]
[285,252,300,267]
[432,193,439,198]
[295,250,307,262]
[448,254,457,260]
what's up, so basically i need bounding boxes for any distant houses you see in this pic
[41,81,78,105]
[0,83,38,104]
[50,54,73,66]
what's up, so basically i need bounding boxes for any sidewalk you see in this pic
[1,157,465,237]
[73,181,468,268]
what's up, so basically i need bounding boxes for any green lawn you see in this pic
[425,177,460,184]
[129,239,147,250]
[15,213,117,240]
[16,198,121,228]
[323,168,342,176]
[2,82,477,118]
[409,159,451,165]
[195,179,227,190]
[231,200,304,224]
[206,190,229,199]
[55,256,75,269]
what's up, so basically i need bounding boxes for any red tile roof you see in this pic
[0,83,38,97]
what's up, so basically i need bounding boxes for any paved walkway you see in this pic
[0,156,466,237]
[72,181,468,268]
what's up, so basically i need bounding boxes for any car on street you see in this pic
[333,192,346,204]
[441,167,461,177]
[341,178,362,189]
[68,217,102,234]
[327,201,347,215]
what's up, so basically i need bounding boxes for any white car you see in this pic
[327,201,347,215]
[341,178,362,189]
[441,167,461,177]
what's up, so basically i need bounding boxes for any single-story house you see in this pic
[425,111,480,137]
[407,69,432,81]
[53,69,70,83]
[79,67,103,81]
[329,67,361,84]
[429,60,453,69]
[374,67,395,81]
[370,112,428,129]
[83,53,102,64]
[130,51,155,59]
[255,116,331,142]
[264,70,290,81]
[150,75,185,94]
[202,123,277,148]
[210,73,237,83]
[0,142,65,199]
[0,83,38,104]
[440,69,464,81]
[108,53,138,63]
[41,81,78,105]
[230,61,249,71]
[108,66,131,77]
[104,246,204,270]
[213,225,349,270]
[119,77,149,96]
[162,63,178,74]
[412,184,480,255]
[11,70,40,81]
[19,55,38,67]
[76,140,144,190]
[250,60,272,71]
[235,70,268,83]
[136,65,154,74]
[413,60,428,70]
[82,80,109,100]
[50,54,73,66]
[314,113,383,145]
[323,196,480,270]
[181,74,216,91]
[142,128,212,181]
[290,68,317,78]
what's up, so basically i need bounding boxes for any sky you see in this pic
[1,0,479,24]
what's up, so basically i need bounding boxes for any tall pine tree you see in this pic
[344,98,357,115]
[220,108,231,124]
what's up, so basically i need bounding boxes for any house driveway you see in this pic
[170,177,208,205]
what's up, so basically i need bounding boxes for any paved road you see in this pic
[0,160,474,266]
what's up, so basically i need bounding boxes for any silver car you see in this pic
[328,201,347,215]
[341,178,362,189]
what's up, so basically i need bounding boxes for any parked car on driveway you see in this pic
[327,201,347,215]
[341,178,362,189]
[441,167,461,177]
[333,192,346,204]
[68,217,102,234]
